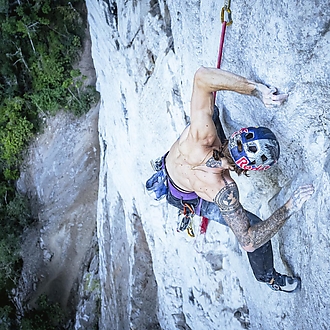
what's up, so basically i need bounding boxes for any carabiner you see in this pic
[221,6,233,26]
[187,225,195,238]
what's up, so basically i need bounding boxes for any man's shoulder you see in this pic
[213,174,240,213]
[188,168,236,201]
[201,168,235,185]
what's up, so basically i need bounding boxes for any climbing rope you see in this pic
[214,0,233,102]
[202,1,233,236]
[218,0,233,69]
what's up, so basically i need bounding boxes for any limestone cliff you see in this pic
[86,1,330,329]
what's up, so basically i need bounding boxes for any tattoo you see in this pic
[214,184,252,248]
[250,205,290,248]
[214,181,292,250]
[206,149,223,168]
[206,156,222,168]
[214,183,239,213]
[221,172,228,185]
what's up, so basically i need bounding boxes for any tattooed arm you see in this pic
[214,183,314,252]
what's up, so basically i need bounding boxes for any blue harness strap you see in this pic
[145,170,168,201]
[146,153,168,201]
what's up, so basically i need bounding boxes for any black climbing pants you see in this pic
[200,200,275,283]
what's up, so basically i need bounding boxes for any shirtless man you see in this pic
[164,66,314,292]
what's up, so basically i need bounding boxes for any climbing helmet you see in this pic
[228,127,280,171]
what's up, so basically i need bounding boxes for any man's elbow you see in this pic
[242,245,256,252]
[236,232,256,252]
[242,244,256,253]
[194,66,210,87]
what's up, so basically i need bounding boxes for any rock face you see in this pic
[86,1,330,329]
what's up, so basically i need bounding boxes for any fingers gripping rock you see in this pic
[254,83,288,108]
[289,184,315,214]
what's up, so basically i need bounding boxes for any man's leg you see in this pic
[200,201,300,292]
[247,213,301,292]
[245,211,275,282]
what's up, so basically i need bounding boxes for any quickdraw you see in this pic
[177,203,195,237]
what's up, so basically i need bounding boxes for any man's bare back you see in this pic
[166,66,264,202]
[166,125,231,202]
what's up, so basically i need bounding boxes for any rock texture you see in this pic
[86,1,330,329]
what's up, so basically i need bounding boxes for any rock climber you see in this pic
[147,66,314,292]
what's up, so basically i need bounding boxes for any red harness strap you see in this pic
[200,216,209,234]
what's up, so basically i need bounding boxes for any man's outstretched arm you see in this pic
[189,66,288,144]
[213,183,314,252]
[192,66,288,108]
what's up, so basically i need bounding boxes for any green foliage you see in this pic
[20,295,64,330]
[0,305,13,330]
[0,193,32,292]
[0,235,20,290]
[6,193,33,230]
[0,0,96,116]
[0,97,34,175]
[0,294,66,330]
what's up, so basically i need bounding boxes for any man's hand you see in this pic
[252,83,288,108]
[286,184,315,216]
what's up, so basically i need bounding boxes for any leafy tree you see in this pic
[0,97,34,174]
[0,235,20,290]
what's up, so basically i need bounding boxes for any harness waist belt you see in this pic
[167,177,199,201]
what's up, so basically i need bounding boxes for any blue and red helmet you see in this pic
[228,127,280,171]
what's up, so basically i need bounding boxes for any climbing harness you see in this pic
[147,154,199,238]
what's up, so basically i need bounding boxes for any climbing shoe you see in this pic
[267,272,301,293]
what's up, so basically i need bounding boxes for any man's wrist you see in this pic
[250,82,263,99]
